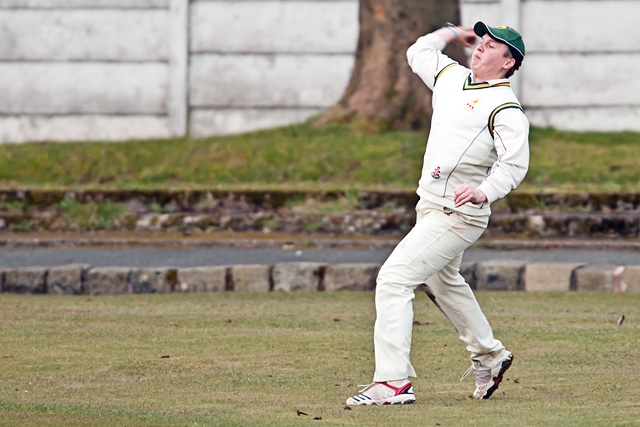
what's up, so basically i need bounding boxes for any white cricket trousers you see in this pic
[373,199,507,382]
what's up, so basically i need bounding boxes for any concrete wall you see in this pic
[0,0,183,142]
[188,0,357,137]
[0,0,637,143]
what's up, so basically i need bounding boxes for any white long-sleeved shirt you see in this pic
[407,34,530,216]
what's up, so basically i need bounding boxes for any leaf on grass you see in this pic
[313,416,322,420]
[296,410,308,416]
[413,320,430,326]
[616,314,625,327]
[343,406,352,410]
[333,318,341,322]
[160,355,170,359]
[223,319,232,323]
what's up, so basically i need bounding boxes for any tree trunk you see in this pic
[316,0,467,132]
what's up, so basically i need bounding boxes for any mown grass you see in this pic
[1,124,639,192]
[1,291,638,426]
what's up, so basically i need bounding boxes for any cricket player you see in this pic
[346,22,529,405]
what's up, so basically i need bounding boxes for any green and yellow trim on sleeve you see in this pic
[434,63,458,86]
[488,102,523,137]
[463,74,511,90]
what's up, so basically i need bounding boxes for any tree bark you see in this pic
[316,0,467,132]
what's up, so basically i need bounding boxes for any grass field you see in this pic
[1,291,638,427]
[1,124,639,192]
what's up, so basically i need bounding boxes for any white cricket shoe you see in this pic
[345,380,415,405]
[461,352,513,400]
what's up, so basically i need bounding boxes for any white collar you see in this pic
[471,74,510,86]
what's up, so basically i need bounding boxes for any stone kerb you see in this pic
[524,262,585,292]
[230,264,272,292]
[129,268,177,294]
[3,266,48,294]
[272,262,327,292]
[573,265,618,291]
[48,264,91,295]
[475,260,526,291]
[622,266,640,293]
[177,266,228,292]
[3,261,640,295]
[324,263,380,291]
[85,267,132,295]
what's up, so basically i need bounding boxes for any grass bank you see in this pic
[1,124,639,192]
[1,291,638,426]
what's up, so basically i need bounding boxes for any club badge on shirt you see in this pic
[431,166,441,179]
[465,97,480,112]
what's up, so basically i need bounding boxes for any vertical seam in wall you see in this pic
[42,269,49,294]
[225,267,233,292]
[570,265,585,291]
[169,0,189,137]
[166,268,178,293]
[185,0,191,137]
[500,0,522,99]
[517,265,525,291]
[81,266,89,296]
[127,269,134,295]
[318,265,326,292]
[268,265,275,292]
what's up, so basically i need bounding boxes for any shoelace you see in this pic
[460,365,491,384]
[355,381,408,393]
[460,365,475,382]
[356,382,376,393]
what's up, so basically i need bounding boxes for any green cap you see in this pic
[474,21,525,67]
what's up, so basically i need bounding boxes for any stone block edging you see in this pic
[1,261,639,295]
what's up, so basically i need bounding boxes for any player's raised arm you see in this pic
[406,24,475,91]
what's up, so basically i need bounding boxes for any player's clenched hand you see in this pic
[452,27,477,48]
[453,184,487,208]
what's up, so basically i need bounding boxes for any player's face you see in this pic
[470,35,515,81]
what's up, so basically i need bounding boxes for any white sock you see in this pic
[387,379,408,387]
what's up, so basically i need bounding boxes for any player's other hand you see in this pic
[453,184,487,207]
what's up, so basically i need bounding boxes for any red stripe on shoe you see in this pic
[380,382,413,396]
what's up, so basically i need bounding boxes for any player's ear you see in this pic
[503,57,515,71]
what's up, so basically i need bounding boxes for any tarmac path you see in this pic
[1,233,639,268]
